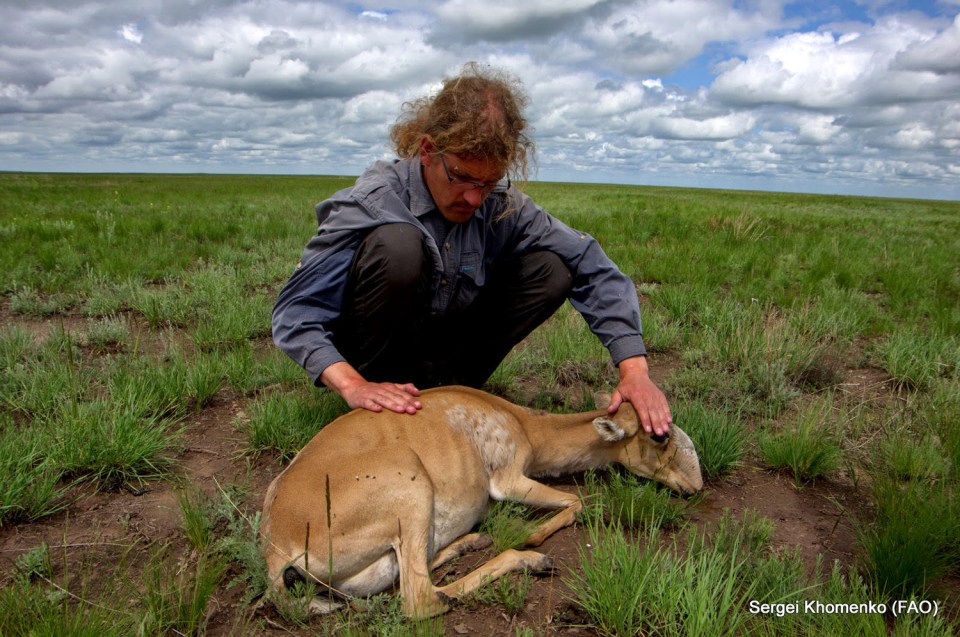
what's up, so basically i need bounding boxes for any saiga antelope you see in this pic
[261,385,703,618]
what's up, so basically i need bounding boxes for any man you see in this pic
[272,63,671,436]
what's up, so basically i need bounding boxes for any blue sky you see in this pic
[1,0,958,200]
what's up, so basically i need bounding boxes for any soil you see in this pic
[0,337,900,635]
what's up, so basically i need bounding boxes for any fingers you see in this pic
[606,390,624,415]
[635,397,672,437]
[348,382,422,415]
[611,381,672,436]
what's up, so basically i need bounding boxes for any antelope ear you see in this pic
[593,392,613,410]
[592,416,626,442]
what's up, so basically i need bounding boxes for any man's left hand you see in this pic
[607,356,672,437]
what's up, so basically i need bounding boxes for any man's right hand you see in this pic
[320,361,422,414]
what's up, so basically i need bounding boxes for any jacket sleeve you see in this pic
[271,243,357,385]
[505,192,647,364]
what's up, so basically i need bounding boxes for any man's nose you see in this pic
[462,187,485,207]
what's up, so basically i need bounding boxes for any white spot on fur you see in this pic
[445,406,516,474]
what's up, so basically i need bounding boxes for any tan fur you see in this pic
[261,385,703,618]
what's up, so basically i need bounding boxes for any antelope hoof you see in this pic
[525,551,556,575]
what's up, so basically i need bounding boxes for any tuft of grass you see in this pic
[0,421,67,525]
[758,397,842,486]
[131,284,190,328]
[178,486,218,552]
[79,275,145,317]
[876,430,950,482]
[700,301,847,413]
[222,342,307,394]
[472,571,532,614]
[566,510,783,637]
[82,315,129,351]
[923,379,960,479]
[583,469,691,531]
[673,401,748,478]
[479,500,551,552]
[139,547,225,637]
[566,521,662,636]
[48,399,181,489]
[242,388,348,461]
[9,287,74,317]
[858,478,960,599]
[1,332,93,418]
[875,329,958,391]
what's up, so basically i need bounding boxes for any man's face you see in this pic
[420,138,505,224]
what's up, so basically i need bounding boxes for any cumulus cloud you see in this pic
[711,14,960,109]
[894,13,960,74]
[0,0,957,199]
[581,0,782,75]
[432,0,607,43]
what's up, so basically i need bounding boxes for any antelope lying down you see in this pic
[261,385,703,618]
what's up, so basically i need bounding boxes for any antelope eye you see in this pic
[650,432,669,444]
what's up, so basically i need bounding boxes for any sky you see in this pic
[1,1,959,200]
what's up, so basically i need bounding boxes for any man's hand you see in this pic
[608,356,671,437]
[320,361,422,414]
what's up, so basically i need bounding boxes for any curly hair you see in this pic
[390,62,535,183]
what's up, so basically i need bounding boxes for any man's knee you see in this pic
[518,251,572,303]
[354,224,427,289]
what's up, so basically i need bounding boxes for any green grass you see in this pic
[858,478,960,599]
[139,547,225,636]
[2,173,959,634]
[471,571,532,614]
[479,499,554,552]
[583,469,693,531]
[48,398,182,488]
[566,511,780,637]
[876,430,951,482]
[0,420,67,525]
[673,400,749,478]
[242,387,349,461]
[758,396,843,486]
[875,328,959,391]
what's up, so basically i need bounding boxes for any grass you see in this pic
[471,571,533,614]
[0,419,67,525]
[758,396,843,486]
[858,477,960,599]
[566,511,776,637]
[1,173,959,634]
[48,398,182,488]
[673,400,749,478]
[583,468,693,531]
[139,547,225,636]
[876,430,951,482]
[479,500,554,552]
[242,387,349,461]
[178,485,217,552]
[875,328,959,391]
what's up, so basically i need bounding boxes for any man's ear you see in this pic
[419,136,436,164]
[593,391,613,411]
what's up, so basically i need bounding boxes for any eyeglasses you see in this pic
[439,154,508,193]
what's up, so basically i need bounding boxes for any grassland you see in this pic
[1,172,958,635]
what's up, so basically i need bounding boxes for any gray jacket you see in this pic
[272,158,646,385]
